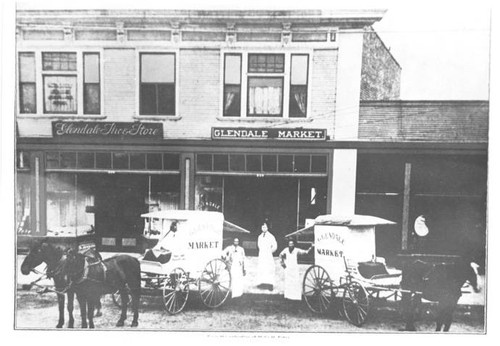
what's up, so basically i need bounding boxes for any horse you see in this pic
[64,248,141,328]
[400,257,480,332]
[20,240,102,328]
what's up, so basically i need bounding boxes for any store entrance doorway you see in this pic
[224,176,298,254]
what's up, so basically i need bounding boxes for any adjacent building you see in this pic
[15,9,487,265]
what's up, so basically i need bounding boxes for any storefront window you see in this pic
[195,176,223,212]
[46,173,95,237]
[16,173,32,234]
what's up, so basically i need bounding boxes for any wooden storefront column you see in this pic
[401,162,412,251]
[180,153,195,210]
[330,149,357,215]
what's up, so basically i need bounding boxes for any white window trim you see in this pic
[16,48,104,119]
[135,48,180,120]
[219,49,312,120]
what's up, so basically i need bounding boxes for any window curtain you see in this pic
[293,90,307,115]
[224,91,236,112]
[249,86,282,115]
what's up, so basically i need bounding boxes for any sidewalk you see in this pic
[16,253,485,307]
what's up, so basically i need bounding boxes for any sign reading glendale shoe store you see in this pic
[212,127,327,141]
[52,121,163,142]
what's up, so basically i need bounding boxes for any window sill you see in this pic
[133,115,182,121]
[17,114,107,120]
[216,116,313,123]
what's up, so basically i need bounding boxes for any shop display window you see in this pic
[195,176,223,212]
[16,172,31,234]
[46,173,95,237]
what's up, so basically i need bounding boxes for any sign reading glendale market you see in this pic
[52,121,163,139]
[212,127,327,141]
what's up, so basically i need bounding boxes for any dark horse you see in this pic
[20,240,102,328]
[64,248,141,328]
[400,257,480,332]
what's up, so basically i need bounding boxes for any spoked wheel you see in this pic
[198,259,231,309]
[342,281,369,327]
[302,265,335,314]
[112,289,132,309]
[162,268,190,315]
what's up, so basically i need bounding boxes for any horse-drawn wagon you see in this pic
[286,214,480,330]
[286,214,401,326]
[135,210,249,314]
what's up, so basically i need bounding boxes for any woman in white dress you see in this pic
[257,221,277,291]
[280,239,313,301]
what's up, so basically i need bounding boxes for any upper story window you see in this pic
[19,53,36,114]
[140,53,176,116]
[223,52,309,118]
[18,51,101,115]
[42,52,78,113]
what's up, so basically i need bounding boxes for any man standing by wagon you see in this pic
[256,220,277,291]
[223,238,246,298]
[280,239,313,301]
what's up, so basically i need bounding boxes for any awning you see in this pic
[223,220,251,234]
[285,214,396,238]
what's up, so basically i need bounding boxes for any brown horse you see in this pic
[20,240,102,328]
[64,248,141,328]
[400,258,480,332]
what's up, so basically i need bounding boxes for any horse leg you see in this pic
[56,293,65,328]
[130,289,140,327]
[401,292,417,331]
[116,289,129,327]
[87,300,95,329]
[94,298,102,317]
[435,305,444,331]
[443,305,456,332]
[77,295,88,328]
[67,291,75,328]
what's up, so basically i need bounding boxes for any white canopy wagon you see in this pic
[118,210,250,315]
[286,214,402,326]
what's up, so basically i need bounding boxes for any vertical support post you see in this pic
[296,178,301,230]
[330,149,357,215]
[402,162,412,251]
[34,156,41,233]
[184,158,191,210]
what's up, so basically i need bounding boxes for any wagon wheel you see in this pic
[112,289,132,309]
[303,265,335,314]
[162,268,190,315]
[198,259,231,309]
[342,281,369,327]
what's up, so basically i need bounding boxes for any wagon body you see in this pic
[140,210,225,276]
[132,210,249,314]
[286,214,399,326]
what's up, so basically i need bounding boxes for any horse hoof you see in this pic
[56,325,63,329]
[131,322,138,327]
[116,321,125,327]
[94,311,102,317]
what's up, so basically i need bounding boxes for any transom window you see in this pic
[139,53,176,116]
[223,52,309,118]
[45,151,180,171]
[196,153,327,175]
[18,51,101,115]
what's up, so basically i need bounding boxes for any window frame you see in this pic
[137,51,178,117]
[17,49,103,117]
[18,52,37,114]
[221,50,311,119]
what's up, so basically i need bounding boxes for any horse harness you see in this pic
[72,257,108,285]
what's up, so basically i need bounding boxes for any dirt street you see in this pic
[15,289,484,333]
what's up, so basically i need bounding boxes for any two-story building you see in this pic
[15,10,487,265]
